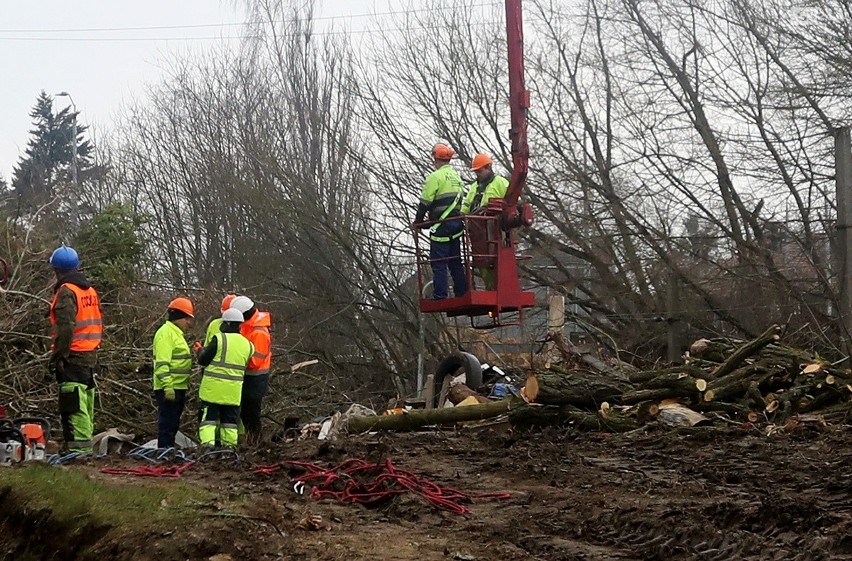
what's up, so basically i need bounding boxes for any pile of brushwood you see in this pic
[348,325,852,434]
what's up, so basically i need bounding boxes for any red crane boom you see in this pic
[505,0,529,209]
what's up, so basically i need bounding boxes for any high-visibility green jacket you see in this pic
[199,332,254,405]
[415,164,465,242]
[152,321,192,390]
[462,174,510,214]
[204,318,222,345]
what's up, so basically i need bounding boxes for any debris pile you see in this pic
[348,325,852,434]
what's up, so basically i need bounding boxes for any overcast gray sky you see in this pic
[0,0,392,181]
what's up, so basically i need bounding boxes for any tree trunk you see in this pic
[525,370,633,406]
[509,403,637,432]
[621,387,695,405]
[628,364,708,384]
[346,399,513,433]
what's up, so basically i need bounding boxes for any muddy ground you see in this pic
[4,422,852,561]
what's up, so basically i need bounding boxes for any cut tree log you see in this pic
[628,364,709,384]
[706,365,772,402]
[710,324,782,378]
[694,400,754,420]
[346,399,513,433]
[640,372,708,394]
[635,401,660,424]
[525,369,633,406]
[509,403,638,432]
[621,387,696,405]
[447,383,489,405]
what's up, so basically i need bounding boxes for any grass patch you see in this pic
[1,463,209,530]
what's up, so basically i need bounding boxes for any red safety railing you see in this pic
[413,210,534,328]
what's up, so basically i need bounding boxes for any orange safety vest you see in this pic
[240,311,271,376]
[50,283,103,352]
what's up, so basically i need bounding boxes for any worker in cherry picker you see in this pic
[48,245,103,454]
[413,144,468,300]
[152,297,195,448]
[463,153,509,290]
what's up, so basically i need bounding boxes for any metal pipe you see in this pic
[417,280,433,395]
[56,92,79,233]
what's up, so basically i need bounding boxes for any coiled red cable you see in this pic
[254,457,510,514]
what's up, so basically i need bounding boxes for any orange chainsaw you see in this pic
[0,414,50,466]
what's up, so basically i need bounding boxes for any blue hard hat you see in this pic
[49,245,80,270]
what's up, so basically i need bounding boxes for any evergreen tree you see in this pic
[10,91,93,214]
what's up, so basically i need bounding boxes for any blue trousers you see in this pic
[430,237,468,300]
[154,389,187,448]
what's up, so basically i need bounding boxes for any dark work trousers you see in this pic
[240,374,269,442]
[154,389,187,448]
[430,236,468,300]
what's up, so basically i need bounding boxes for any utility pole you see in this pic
[56,92,78,234]
[835,127,852,355]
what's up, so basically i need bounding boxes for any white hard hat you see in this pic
[230,295,254,313]
[222,308,244,322]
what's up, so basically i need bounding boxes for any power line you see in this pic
[0,21,494,42]
[0,2,499,34]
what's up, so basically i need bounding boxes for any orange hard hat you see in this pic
[220,293,237,313]
[432,144,454,160]
[168,297,195,318]
[470,153,493,171]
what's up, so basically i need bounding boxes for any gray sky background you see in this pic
[0,0,392,182]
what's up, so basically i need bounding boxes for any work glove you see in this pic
[164,387,176,402]
[193,341,203,353]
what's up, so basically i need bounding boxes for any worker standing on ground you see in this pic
[229,295,272,444]
[48,245,103,454]
[204,293,237,346]
[196,308,254,448]
[152,297,194,448]
[413,144,468,300]
[462,153,509,290]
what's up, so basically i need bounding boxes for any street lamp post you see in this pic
[55,91,78,233]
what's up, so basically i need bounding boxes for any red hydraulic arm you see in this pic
[502,0,533,230]
[505,0,529,207]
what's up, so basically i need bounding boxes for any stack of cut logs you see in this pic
[348,325,852,434]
